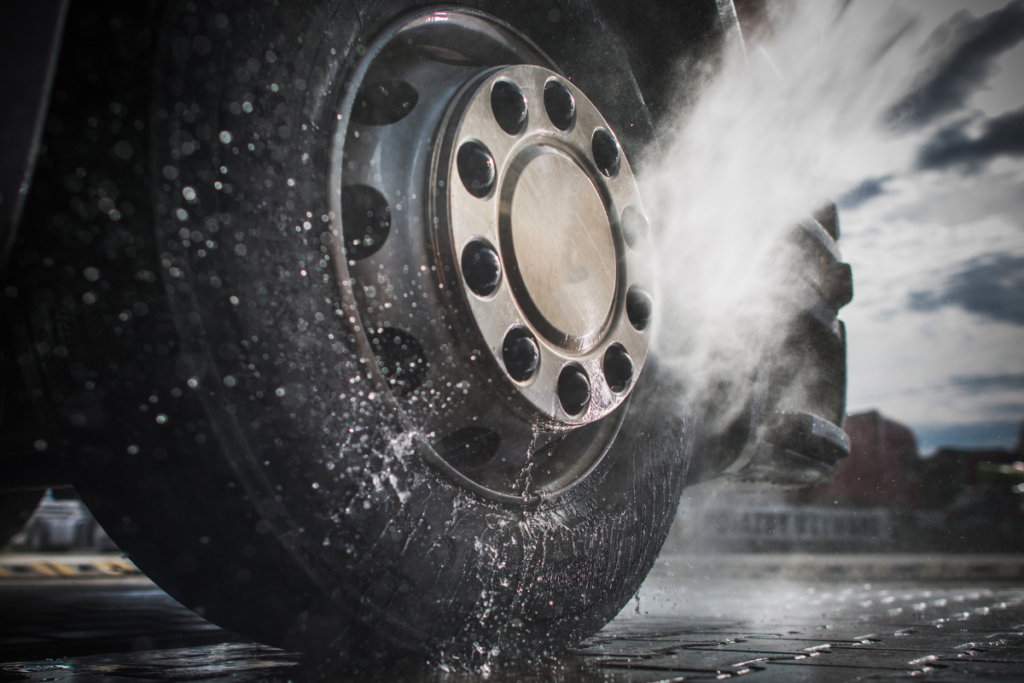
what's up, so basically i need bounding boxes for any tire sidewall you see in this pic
[32,0,690,663]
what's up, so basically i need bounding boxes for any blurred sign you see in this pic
[701,504,891,544]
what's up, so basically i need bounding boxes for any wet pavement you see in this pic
[2,554,1024,682]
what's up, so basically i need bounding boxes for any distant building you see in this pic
[795,411,921,508]
[672,412,1024,552]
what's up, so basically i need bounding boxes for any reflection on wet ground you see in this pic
[2,555,1024,682]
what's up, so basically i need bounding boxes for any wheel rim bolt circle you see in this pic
[621,205,649,250]
[503,327,541,382]
[461,240,503,297]
[603,344,633,393]
[543,80,576,130]
[491,80,529,135]
[626,286,653,331]
[457,141,496,198]
[557,365,591,416]
[440,64,653,425]
[591,128,620,178]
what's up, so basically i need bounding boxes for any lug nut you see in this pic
[461,239,502,297]
[626,286,653,331]
[591,128,620,178]
[491,81,528,136]
[457,141,496,198]
[621,205,648,250]
[543,80,575,131]
[603,344,633,393]
[502,327,540,382]
[558,365,591,416]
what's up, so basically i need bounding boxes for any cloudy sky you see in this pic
[837,0,1024,451]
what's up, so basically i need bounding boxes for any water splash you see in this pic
[644,0,940,421]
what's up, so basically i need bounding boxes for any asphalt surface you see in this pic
[2,553,1024,682]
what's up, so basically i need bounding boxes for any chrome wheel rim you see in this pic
[328,9,652,503]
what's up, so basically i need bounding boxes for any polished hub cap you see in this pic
[511,150,616,341]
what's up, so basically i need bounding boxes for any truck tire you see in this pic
[8,0,693,666]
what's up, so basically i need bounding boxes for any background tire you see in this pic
[8,0,693,665]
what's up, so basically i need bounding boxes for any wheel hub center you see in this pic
[508,150,616,341]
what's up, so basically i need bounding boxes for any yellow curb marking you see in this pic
[0,558,141,579]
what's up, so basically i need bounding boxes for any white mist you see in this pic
[642,0,946,424]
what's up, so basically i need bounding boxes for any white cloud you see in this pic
[845,304,1024,424]
[839,87,1024,433]
[824,1,1024,442]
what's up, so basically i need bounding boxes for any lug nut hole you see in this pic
[621,205,649,249]
[591,128,620,178]
[491,81,528,136]
[457,141,496,198]
[341,185,391,260]
[603,344,633,393]
[502,327,540,382]
[543,80,575,131]
[558,365,591,416]
[461,239,502,297]
[371,327,428,397]
[351,80,419,126]
[626,286,653,331]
